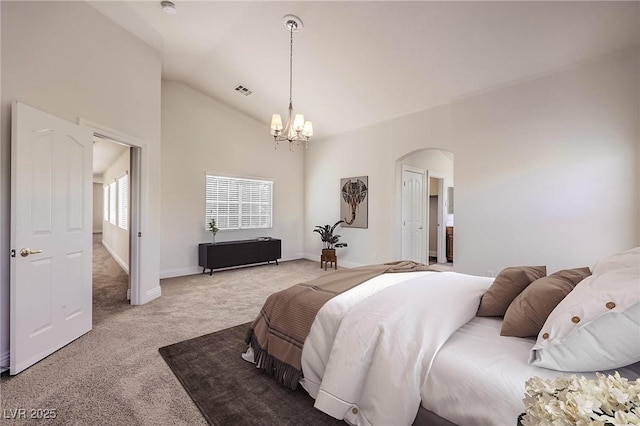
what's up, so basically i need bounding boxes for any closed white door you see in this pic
[402,169,424,263]
[10,102,93,374]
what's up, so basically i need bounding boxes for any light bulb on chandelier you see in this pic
[270,15,313,151]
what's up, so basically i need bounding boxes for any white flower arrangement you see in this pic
[520,372,640,426]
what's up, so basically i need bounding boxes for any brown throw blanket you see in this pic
[245,261,434,389]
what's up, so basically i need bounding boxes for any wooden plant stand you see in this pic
[320,249,337,271]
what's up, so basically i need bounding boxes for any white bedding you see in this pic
[299,269,640,426]
[301,270,437,398]
[300,271,494,426]
[423,316,570,425]
[423,316,640,426]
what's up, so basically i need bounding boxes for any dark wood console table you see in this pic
[199,238,281,275]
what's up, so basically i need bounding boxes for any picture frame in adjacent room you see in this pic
[340,176,368,228]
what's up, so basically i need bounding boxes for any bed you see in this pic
[245,251,640,426]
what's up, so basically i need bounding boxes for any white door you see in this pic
[10,102,93,375]
[401,168,424,263]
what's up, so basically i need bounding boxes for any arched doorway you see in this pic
[395,149,454,269]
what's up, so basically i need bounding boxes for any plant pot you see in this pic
[322,248,336,257]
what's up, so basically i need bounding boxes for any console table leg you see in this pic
[275,259,279,265]
[202,267,206,274]
[209,269,213,276]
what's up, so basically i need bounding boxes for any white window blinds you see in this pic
[205,174,273,230]
[117,174,128,230]
[109,181,117,225]
[103,185,109,221]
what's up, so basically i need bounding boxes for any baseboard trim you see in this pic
[429,250,437,258]
[101,240,129,273]
[0,350,9,370]
[130,286,161,306]
[160,266,201,279]
[281,253,303,262]
[303,253,364,269]
[160,255,305,279]
[332,259,364,269]
[146,286,161,301]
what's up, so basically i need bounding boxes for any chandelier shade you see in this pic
[270,15,312,151]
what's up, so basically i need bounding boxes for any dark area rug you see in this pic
[158,322,344,426]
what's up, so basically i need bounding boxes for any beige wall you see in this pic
[305,103,454,267]
[0,1,162,367]
[305,49,639,275]
[102,149,130,272]
[452,49,639,275]
[305,121,394,266]
[430,178,440,196]
[93,182,104,233]
[160,81,305,278]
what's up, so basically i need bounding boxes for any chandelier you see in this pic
[270,15,313,151]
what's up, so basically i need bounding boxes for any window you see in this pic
[205,174,273,230]
[117,174,129,230]
[104,174,129,229]
[109,181,117,225]
[103,185,109,221]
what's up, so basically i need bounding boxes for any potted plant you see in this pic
[313,220,348,256]
[208,218,219,243]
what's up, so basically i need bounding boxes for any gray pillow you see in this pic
[476,266,547,317]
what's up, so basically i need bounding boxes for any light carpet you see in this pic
[0,235,327,425]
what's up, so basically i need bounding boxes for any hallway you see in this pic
[92,233,129,326]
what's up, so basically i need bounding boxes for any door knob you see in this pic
[20,248,43,257]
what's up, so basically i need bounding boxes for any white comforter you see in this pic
[300,271,494,426]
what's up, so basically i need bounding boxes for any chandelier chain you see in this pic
[289,24,293,105]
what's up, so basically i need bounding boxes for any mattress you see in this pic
[421,316,640,426]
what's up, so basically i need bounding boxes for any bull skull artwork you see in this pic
[341,178,368,226]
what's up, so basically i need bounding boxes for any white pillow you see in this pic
[529,265,640,372]
[591,246,640,274]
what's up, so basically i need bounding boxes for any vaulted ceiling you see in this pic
[90,1,640,139]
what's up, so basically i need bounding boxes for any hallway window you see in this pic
[118,174,128,230]
[103,185,109,221]
[109,181,117,225]
[205,174,273,230]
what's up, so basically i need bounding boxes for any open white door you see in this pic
[401,167,425,263]
[10,102,93,374]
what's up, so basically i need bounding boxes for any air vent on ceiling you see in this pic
[234,84,253,96]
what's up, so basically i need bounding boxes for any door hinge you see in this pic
[138,232,142,237]
[10,249,16,258]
